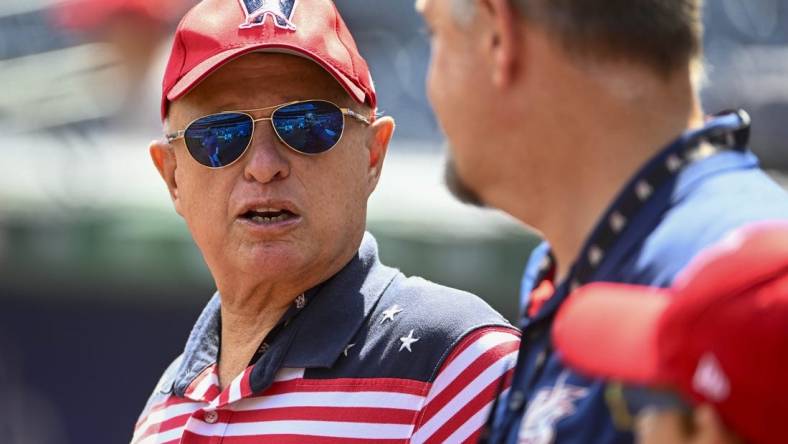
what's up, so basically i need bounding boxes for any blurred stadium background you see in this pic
[0,0,786,442]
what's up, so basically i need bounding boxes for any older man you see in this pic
[417,0,788,443]
[131,1,519,443]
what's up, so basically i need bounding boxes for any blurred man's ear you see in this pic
[478,0,520,88]
[365,116,395,195]
[149,140,183,216]
[691,404,742,444]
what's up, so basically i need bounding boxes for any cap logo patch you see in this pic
[692,353,730,402]
[238,0,298,31]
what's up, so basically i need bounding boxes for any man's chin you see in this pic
[444,156,485,207]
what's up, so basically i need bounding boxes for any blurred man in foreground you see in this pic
[132,0,519,442]
[555,221,788,444]
[417,0,788,441]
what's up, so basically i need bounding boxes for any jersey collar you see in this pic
[169,232,398,396]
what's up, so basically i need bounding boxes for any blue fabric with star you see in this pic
[148,232,515,404]
[488,113,788,443]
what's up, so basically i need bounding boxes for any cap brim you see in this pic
[553,283,672,386]
[164,44,366,119]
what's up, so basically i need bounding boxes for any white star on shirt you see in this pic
[399,329,419,352]
[343,343,355,357]
[380,305,404,323]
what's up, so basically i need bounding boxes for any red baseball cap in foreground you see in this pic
[160,0,376,120]
[554,220,788,444]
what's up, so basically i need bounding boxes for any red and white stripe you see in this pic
[132,397,204,444]
[131,327,519,444]
[412,328,520,443]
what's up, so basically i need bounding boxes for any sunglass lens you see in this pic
[184,113,253,167]
[272,101,344,154]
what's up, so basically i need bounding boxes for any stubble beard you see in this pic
[444,153,485,207]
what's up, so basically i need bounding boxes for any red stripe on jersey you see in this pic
[134,396,199,430]
[422,366,515,443]
[183,365,216,401]
[180,431,409,444]
[440,327,498,367]
[177,431,214,444]
[417,335,520,425]
[134,412,193,442]
[240,366,254,398]
[230,406,418,424]
[261,377,429,396]
[203,385,221,402]
[218,385,230,405]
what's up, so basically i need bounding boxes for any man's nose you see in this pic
[242,123,292,184]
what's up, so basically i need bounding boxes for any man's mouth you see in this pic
[240,207,299,224]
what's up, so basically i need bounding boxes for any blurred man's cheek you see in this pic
[635,409,691,444]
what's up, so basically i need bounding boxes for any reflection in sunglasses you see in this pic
[167,100,370,167]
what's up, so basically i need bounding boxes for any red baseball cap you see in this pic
[160,0,376,120]
[554,220,788,444]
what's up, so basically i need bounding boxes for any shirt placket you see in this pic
[180,365,256,443]
[178,293,310,443]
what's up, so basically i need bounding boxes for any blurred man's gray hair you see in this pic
[451,0,703,79]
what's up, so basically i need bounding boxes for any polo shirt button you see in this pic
[204,410,219,424]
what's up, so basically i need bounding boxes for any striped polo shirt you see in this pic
[132,233,520,443]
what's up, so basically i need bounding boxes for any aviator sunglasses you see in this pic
[166,99,371,168]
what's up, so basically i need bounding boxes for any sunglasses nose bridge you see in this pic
[240,118,292,182]
[249,117,289,153]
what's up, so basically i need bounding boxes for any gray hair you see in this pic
[449,0,704,80]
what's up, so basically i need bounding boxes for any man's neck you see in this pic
[209,243,358,390]
[216,289,294,390]
[497,60,705,281]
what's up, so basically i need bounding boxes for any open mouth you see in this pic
[240,208,299,224]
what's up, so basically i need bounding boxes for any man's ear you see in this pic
[365,116,395,194]
[150,140,183,216]
[478,0,520,88]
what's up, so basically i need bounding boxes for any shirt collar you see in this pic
[170,232,398,396]
[522,113,756,325]
[280,233,398,368]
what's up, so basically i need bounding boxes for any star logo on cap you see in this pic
[238,0,299,31]
[399,329,419,352]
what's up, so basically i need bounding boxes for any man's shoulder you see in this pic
[388,273,510,322]
[307,272,517,382]
[382,273,514,342]
[623,165,788,286]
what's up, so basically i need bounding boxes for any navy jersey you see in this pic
[133,233,520,443]
[487,112,788,443]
